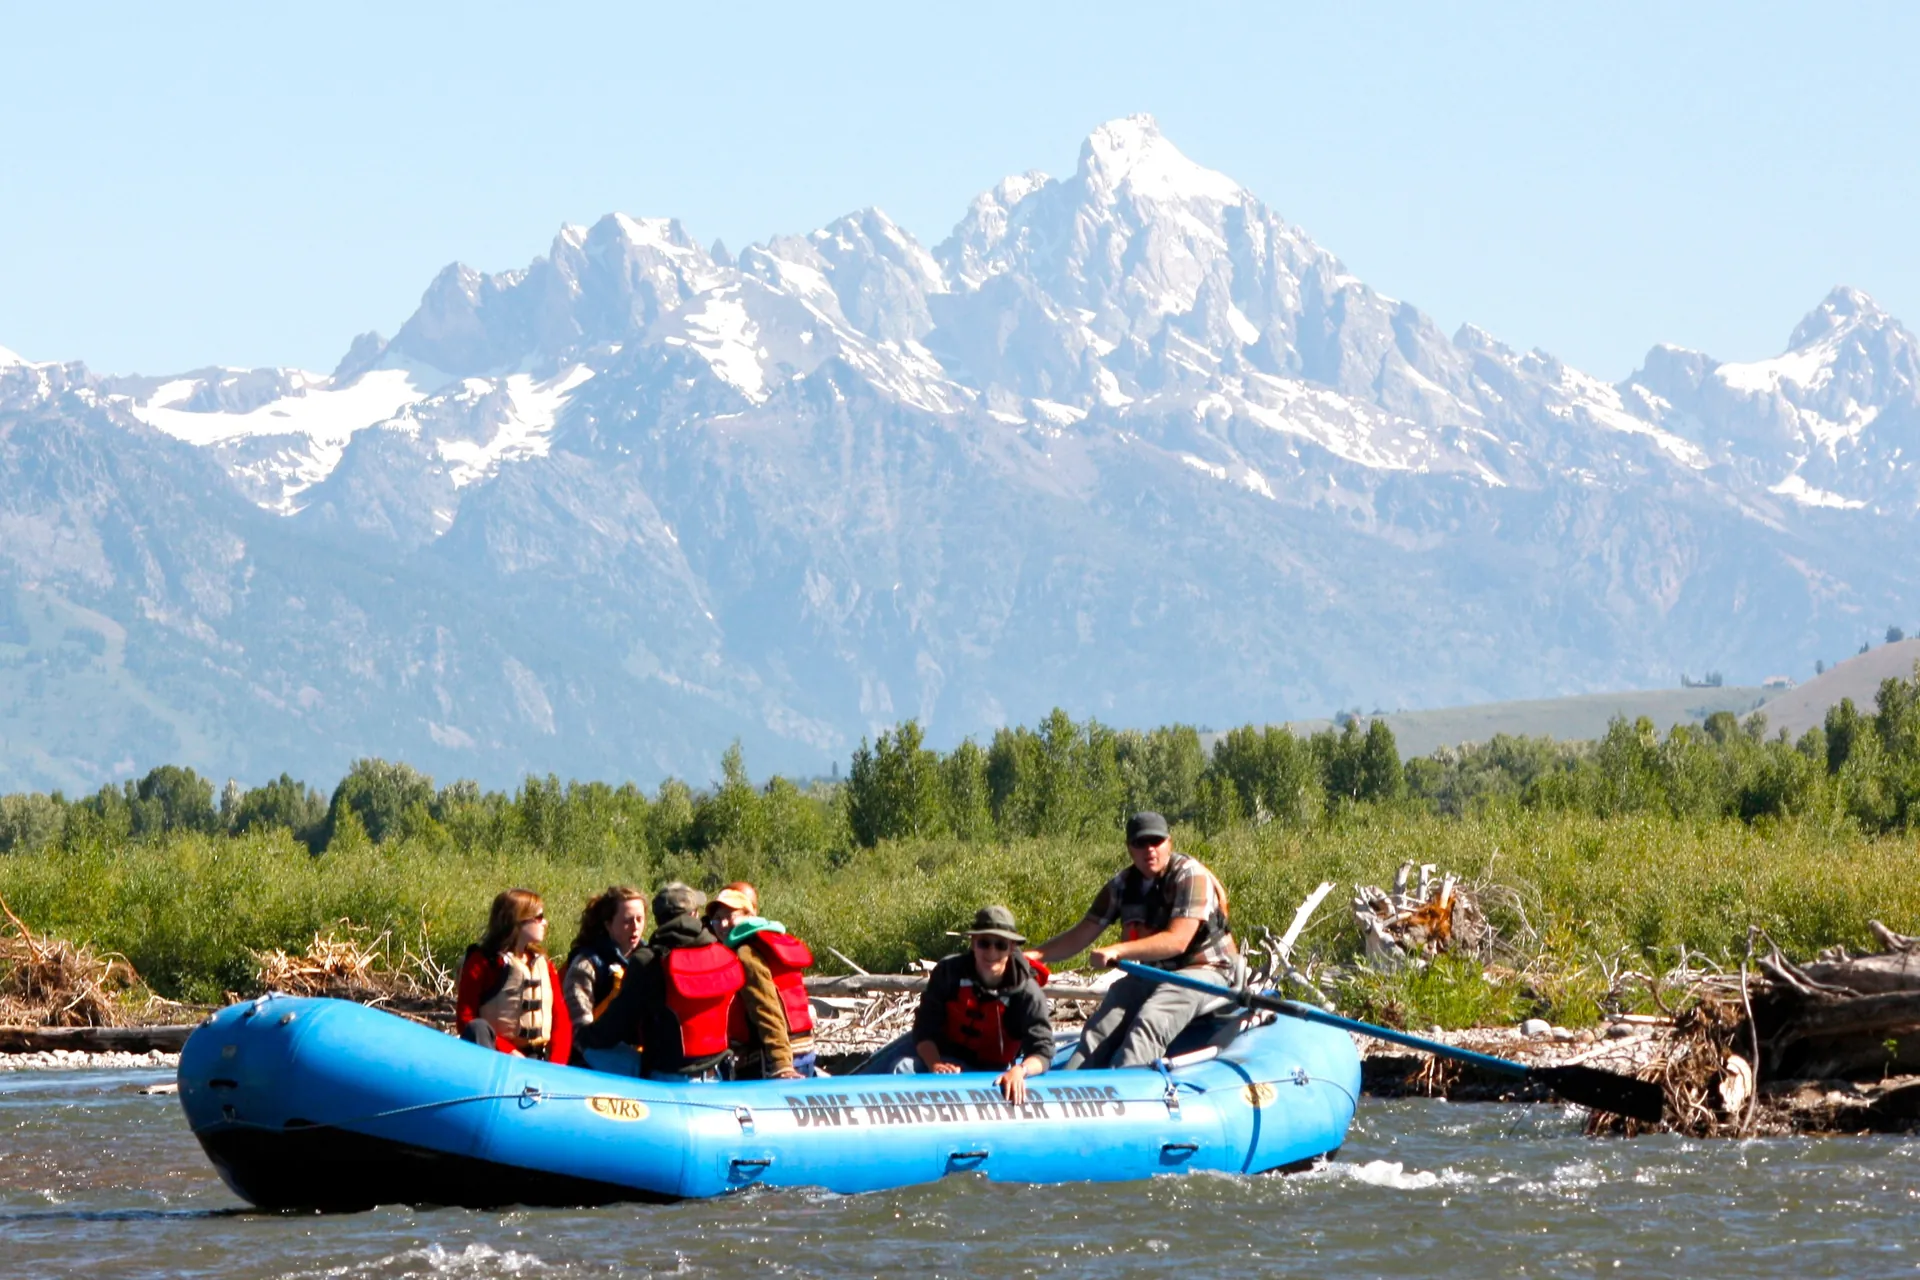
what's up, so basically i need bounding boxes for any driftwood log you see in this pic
[802,974,1112,1004]
[1584,921,1920,1136]
[1750,922,1920,1081]
[1351,862,1487,966]
[0,1024,193,1053]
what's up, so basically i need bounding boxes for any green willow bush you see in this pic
[2,809,1914,1014]
[2,662,1917,1021]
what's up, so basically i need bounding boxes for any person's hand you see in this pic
[930,1060,963,1074]
[996,1063,1029,1105]
[773,1067,803,1080]
[1089,945,1121,969]
[1021,949,1045,966]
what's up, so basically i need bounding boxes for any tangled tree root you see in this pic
[0,895,169,1027]
[251,922,455,1025]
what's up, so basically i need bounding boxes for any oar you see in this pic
[1115,960,1665,1124]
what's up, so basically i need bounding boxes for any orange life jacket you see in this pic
[940,960,1049,1069]
[662,942,745,1060]
[726,930,815,1047]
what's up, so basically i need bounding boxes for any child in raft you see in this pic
[562,886,649,1075]
[455,888,574,1064]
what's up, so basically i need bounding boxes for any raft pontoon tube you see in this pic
[178,994,1358,1209]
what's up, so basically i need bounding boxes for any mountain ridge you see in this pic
[0,114,1914,793]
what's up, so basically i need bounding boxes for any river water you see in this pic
[2,1067,1913,1279]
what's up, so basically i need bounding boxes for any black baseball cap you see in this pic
[1126,811,1170,843]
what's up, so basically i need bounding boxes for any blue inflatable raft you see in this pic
[178,993,1359,1209]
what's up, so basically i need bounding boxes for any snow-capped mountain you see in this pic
[1626,285,1920,513]
[1,115,1914,792]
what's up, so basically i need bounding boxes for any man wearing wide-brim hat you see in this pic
[857,905,1054,1104]
[1027,811,1241,1069]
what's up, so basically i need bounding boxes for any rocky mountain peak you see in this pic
[1788,284,1894,349]
[1077,113,1244,207]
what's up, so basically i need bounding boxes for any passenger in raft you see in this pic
[595,883,744,1082]
[561,885,648,1076]
[1027,811,1240,1069]
[866,906,1052,1104]
[705,882,819,1080]
[454,888,574,1064]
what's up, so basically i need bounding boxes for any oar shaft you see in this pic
[1113,960,1527,1078]
[1256,995,1528,1078]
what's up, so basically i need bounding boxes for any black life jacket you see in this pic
[1118,852,1232,967]
[572,937,631,1021]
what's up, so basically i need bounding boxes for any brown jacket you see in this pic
[732,942,813,1076]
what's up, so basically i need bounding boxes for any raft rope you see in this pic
[194,1071,1356,1137]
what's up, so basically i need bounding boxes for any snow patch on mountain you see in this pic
[1555,369,1709,469]
[663,288,768,402]
[1717,344,1834,395]
[0,344,25,368]
[1771,473,1866,510]
[422,365,595,489]
[126,366,437,449]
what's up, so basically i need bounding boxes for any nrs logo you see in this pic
[587,1096,649,1121]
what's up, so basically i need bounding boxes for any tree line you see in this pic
[3,666,1918,859]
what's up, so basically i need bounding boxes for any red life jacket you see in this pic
[940,960,1049,1069]
[662,943,745,1060]
[726,930,815,1047]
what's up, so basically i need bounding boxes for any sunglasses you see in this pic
[526,912,546,922]
[1128,835,1168,849]
[971,936,1012,952]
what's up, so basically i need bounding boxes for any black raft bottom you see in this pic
[196,1123,674,1212]
[199,1125,1344,1213]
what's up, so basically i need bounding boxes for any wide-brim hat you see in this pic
[948,904,1025,944]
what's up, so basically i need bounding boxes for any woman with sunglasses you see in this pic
[864,905,1053,1104]
[454,888,574,1064]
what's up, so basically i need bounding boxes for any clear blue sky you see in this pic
[3,3,1915,380]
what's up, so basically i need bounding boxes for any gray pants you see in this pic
[1065,964,1236,1070]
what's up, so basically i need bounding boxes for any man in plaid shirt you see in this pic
[1027,811,1241,1069]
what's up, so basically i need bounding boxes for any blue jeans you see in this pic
[576,1044,642,1077]
[647,1068,721,1083]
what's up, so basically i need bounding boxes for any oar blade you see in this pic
[1531,1064,1665,1125]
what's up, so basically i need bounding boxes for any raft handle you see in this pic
[948,1150,989,1168]
[729,1157,773,1182]
[734,1105,756,1132]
